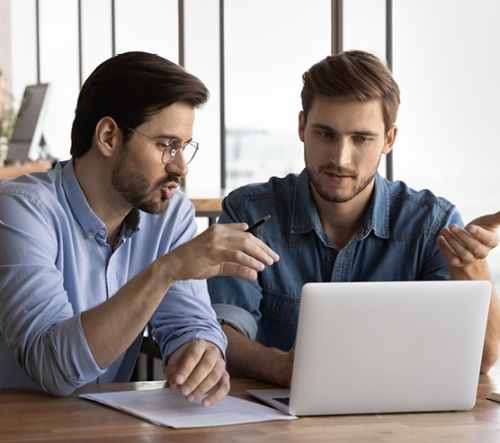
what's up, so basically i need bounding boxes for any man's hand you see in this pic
[164,223,279,283]
[437,211,500,279]
[164,339,230,407]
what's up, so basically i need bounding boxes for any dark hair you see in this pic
[301,50,400,132]
[70,51,209,158]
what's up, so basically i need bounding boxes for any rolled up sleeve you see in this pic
[151,280,228,366]
[212,303,258,339]
[421,204,463,280]
[0,189,105,396]
[149,202,227,366]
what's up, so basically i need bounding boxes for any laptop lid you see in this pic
[285,280,491,416]
[7,83,50,162]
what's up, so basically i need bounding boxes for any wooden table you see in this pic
[1,367,500,442]
[190,198,222,225]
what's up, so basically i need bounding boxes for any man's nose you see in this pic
[166,150,188,177]
[329,138,352,166]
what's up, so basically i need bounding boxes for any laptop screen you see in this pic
[7,83,50,161]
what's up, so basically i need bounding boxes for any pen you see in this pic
[246,214,272,234]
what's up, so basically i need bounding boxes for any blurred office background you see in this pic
[1,0,499,283]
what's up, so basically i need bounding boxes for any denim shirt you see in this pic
[208,169,462,351]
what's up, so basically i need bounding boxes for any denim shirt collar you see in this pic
[361,172,390,240]
[61,160,140,239]
[290,169,389,241]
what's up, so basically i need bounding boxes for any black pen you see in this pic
[246,214,272,234]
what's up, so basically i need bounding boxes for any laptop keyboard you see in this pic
[273,397,290,406]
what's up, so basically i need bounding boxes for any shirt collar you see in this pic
[61,160,140,239]
[290,169,389,240]
[290,169,323,236]
[359,173,390,240]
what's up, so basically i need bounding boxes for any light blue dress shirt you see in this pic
[208,170,462,351]
[0,161,226,395]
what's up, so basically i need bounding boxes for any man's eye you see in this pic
[315,129,332,139]
[169,140,183,151]
[156,142,169,151]
[353,136,371,144]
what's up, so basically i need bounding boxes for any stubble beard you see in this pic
[111,151,178,214]
[306,163,377,204]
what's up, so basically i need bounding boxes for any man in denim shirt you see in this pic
[208,50,500,387]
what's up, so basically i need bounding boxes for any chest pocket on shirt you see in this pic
[260,287,300,325]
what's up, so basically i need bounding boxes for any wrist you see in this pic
[153,254,178,287]
[271,348,292,387]
[449,260,492,281]
[251,345,290,386]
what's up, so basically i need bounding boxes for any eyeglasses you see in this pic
[122,126,199,165]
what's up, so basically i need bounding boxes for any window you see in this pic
[392,0,500,283]
[224,0,330,192]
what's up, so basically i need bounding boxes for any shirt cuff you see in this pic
[160,329,228,368]
[212,303,258,340]
[39,314,106,396]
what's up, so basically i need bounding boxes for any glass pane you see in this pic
[115,0,178,62]
[9,0,38,127]
[184,0,221,198]
[343,0,387,177]
[224,0,330,192]
[81,0,112,82]
[39,0,80,160]
[393,0,500,284]
[343,0,386,58]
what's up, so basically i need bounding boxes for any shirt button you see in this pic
[327,254,334,261]
[99,229,106,236]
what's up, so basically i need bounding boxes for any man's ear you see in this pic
[94,117,121,158]
[382,125,398,155]
[298,111,306,142]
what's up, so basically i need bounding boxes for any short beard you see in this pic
[111,151,180,214]
[306,164,376,204]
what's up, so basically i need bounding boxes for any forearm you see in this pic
[82,256,174,368]
[445,244,493,280]
[481,287,500,373]
[222,324,289,386]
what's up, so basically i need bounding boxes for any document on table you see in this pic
[80,388,296,428]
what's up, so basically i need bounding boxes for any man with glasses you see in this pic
[0,52,278,404]
[208,50,500,387]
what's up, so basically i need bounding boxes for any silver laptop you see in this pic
[7,83,50,162]
[248,280,491,416]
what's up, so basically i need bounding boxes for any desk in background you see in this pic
[1,366,500,442]
[191,198,222,225]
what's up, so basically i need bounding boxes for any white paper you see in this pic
[79,388,296,428]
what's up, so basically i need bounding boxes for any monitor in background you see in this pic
[7,83,50,162]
